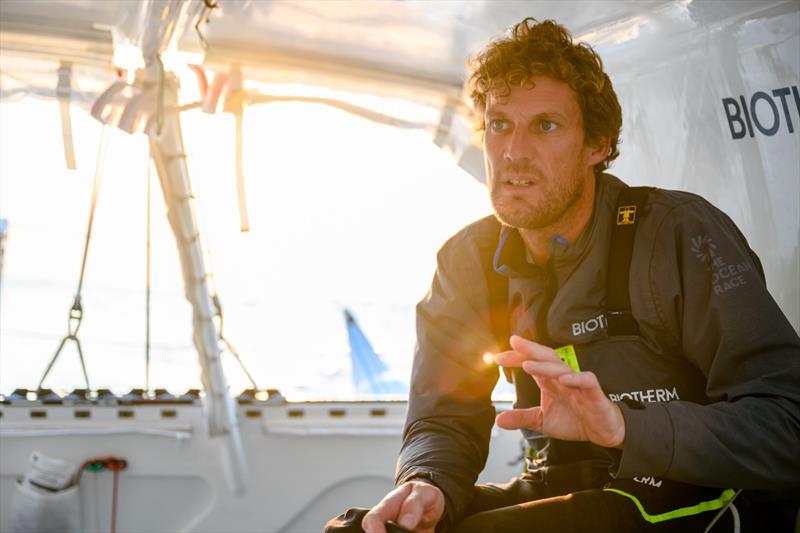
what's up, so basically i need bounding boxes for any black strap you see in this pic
[486,230,510,353]
[606,186,654,336]
[487,185,653,359]
[485,223,511,382]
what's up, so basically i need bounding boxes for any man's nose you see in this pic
[503,128,536,162]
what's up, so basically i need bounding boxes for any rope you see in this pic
[111,468,120,533]
[703,488,743,533]
[37,126,108,391]
[730,501,740,533]
[75,457,127,533]
[234,108,250,232]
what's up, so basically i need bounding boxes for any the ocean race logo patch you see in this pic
[712,261,754,295]
[691,235,754,295]
[691,235,717,264]
[608,387,679,403]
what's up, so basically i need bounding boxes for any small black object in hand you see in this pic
[385,521,414,533]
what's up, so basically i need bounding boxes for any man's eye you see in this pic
[539,120,557,132]
[489,119,509,132]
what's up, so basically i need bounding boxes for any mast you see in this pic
[146,63,247,495]
[131,0,247,495]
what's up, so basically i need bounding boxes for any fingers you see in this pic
[362,482,444,533]
[493,350,526,368]
[558,371,611,404]
[494,335,561,368]
[558,372,626,447]
[521,360,571,379]
[557,370,598,388]
[495,406,543,431]
[402,483,445,532]
[396,488,428,530]
[362,484,411,533]
[510,335,561,362]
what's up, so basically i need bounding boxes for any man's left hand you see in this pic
[495,335,626,449]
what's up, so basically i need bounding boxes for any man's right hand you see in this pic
[361,481,445,533]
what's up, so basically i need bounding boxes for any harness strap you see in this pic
[487,227,510,348]
[486,222,511,381]
[488,186,656,352]
[606,186,654,336]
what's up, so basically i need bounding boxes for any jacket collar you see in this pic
[493,173,626,279]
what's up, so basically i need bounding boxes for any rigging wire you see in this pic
[76,127,107,299]
[145,146,152,393]
[0,219,7,324]
[211,293,258,390]
[194,0,218,50]
[37,126,109,391]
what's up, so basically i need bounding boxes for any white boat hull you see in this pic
[0,399,521,532]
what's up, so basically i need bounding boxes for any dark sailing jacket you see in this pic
[396,173,800,527]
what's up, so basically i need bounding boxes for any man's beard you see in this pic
[490,170,586,231]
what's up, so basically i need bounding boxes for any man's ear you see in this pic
[586,136,611,167]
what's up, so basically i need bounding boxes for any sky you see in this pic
[0,91,496,400]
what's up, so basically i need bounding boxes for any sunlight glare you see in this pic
[0,89,492,400]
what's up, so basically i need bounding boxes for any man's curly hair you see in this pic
[467,18,621,175]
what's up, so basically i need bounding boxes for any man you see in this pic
[326,18,800,533]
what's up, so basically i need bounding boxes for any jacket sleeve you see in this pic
[616,198,800,488]
[395,231,501,527]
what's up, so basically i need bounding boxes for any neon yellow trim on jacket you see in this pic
[603,487,736,523]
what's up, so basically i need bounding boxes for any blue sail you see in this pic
[343,308,407,395]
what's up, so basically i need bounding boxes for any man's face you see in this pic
[483,76,604,230]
